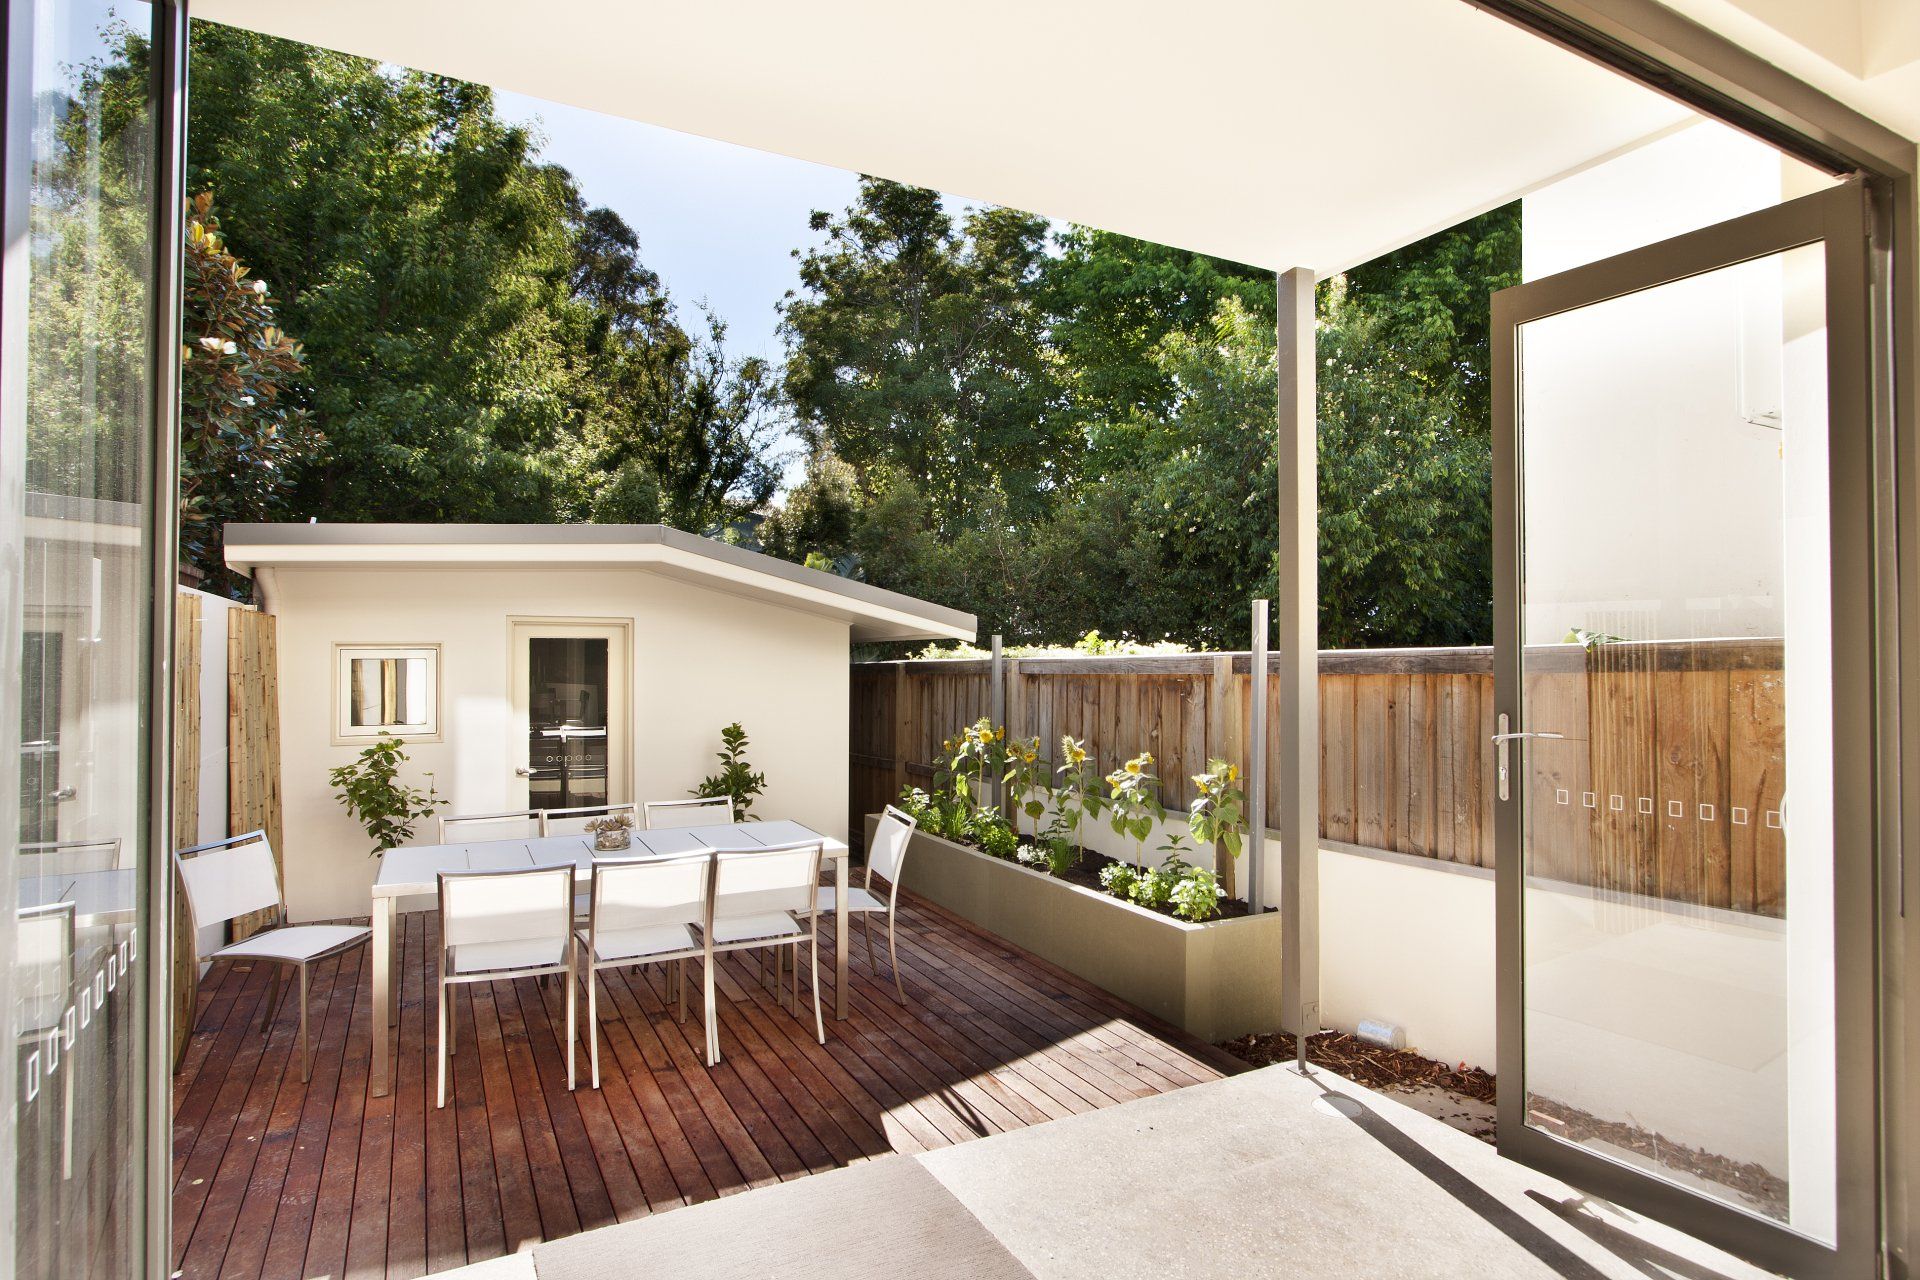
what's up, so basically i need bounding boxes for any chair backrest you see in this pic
[589,851,712,938]
[174,831,282,934]
[438,864,575,968]
[544,802,638,837]
[868,805,918,892]
[439,810,543,843]
[15,902,75,1037]
[711,841,822,922]
[645,797,735,830]
[18,838,124,879]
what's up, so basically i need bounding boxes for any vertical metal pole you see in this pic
[988,634,1004,810]
[145,2,190,1271]
[1246,601,1268,915]
[1276,267,1320,1071]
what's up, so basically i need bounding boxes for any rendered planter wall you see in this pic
[869,815,1283,1042]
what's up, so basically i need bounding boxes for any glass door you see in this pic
[509,621,629,812]
[3,2,178,1277]
[1492,181,1879,1277]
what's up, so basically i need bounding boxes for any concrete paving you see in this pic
[919,1064,1778,1280]
[446,1063,1781,1280]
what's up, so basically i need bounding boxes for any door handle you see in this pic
[514,767,534,778]
[49,786,76,802]
[1493,714,1564,802]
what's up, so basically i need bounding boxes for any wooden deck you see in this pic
[171,890,1243,1279]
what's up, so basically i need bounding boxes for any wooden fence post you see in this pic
[989,635,1005,809]
[228,608,284,939]
[892,662,911,800]
[170,590,202,1068]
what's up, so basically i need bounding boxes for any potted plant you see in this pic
[586,810,635,852]
[327,732,444,857]
[692,721,767,818]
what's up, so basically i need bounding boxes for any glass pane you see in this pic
[348,656,429,728]
[6,3,159,1278]
[528,638,609,809]
[1517,244,1832,1239]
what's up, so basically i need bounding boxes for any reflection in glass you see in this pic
[527,638,609,809]
[1517,245,1833,1238]
[348,656,429,728]
[6,4,160,1278]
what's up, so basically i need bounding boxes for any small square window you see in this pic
[335,645,440,742]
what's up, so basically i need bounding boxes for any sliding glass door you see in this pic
[3,1,180,1276]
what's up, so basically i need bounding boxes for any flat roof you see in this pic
[224,523,976,645]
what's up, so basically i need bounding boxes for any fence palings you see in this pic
[851,639,1786,917]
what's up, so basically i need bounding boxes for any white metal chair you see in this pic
[18,837,124,877]
[543,802,639,837]
[438,809,544,843]
[703,840,825,1065]
[574,851,713,1088]
[436,863,577,1108]
[644,796,735,829]
[16,901,76,1178]
[816,804,917,1003]
[175,831,370,1082]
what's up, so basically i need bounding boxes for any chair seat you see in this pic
[579,922,699,963]
[213,923,369,964]
[710,911,805,945]
[815,885,887,914]
[448,938,567,975]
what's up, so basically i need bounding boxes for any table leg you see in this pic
[372,896,394,1097]
[834,855,849,1020]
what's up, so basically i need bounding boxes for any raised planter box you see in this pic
[868,815,1283,1042]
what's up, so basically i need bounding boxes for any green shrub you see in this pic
[975,812,1018,860]
[1099,862,1141,899]
[328,733,443,857]
[693,722,767,817]
[1169,868,1222,922]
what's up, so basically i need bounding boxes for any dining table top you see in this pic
[372,819,848,899]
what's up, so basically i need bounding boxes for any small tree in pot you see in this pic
[692,722,766,818]
[328,733,444,857]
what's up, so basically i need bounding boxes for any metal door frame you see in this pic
[1492,179,1881,1278]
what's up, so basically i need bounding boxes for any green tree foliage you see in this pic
[781,179,1064,525]
[772,186,1517,649]
[178,193,319,587]
[182,25,781,536]
[1040,226,1276,430]
[185,24,580,522]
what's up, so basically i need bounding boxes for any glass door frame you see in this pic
[1491,179,1882,1278]
[507,617,632,813]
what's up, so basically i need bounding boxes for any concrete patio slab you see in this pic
[918,1064,1780,1280]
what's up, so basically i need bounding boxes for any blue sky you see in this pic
[492,89,860,366]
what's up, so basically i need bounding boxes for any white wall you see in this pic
[269,566,851,922]
[1314,845,1794,1178]
[1518,121,1831,647]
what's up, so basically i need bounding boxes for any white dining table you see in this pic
[368,819,850,1097]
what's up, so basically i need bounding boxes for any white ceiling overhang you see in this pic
[190,0,1703,274]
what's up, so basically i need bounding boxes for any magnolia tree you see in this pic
[178,191,316,588]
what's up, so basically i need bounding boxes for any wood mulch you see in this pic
[1218,1030,1498,1103]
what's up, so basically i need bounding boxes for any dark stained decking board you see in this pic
[172,891,1242,1279]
